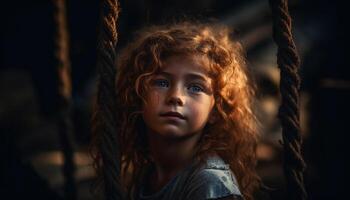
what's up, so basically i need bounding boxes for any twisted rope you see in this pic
[53,0,77,199]
[268,0,307,199]
[96,0,124,199]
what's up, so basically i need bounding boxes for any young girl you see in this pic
[92,22,260,200]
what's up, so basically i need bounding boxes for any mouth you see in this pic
[160,111,185,120]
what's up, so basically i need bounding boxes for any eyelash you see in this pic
[187,84,204,93]
[152,79,205,93]
[153,79,169,88]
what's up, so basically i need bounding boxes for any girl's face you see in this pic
[142,54,215,140]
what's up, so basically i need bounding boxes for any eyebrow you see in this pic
[157,71,209,82]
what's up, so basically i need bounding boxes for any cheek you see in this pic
[190,99,214,123]
[143,91,163,116]
[146,91,161,106]
[188,100,213,124]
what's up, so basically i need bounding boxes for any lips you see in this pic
[160,111,185,120]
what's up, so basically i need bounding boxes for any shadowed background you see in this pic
[0,0,348,199]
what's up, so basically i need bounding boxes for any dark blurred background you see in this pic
[0,0,348,199]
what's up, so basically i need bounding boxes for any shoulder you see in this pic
[185,156,243,200]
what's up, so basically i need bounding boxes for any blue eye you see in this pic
[153,79,169,88]
[188,84,204,93]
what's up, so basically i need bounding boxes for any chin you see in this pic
[158,128,201,142]
[157,126,187,139]
[160,129,184,138]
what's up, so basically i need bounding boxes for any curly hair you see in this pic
[91,22,260,200]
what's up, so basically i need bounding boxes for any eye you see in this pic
[152,79,169,88]
[188,84,204,93]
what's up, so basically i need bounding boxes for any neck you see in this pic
[147,131,202,189]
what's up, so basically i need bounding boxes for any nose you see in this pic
[166,85,185,106]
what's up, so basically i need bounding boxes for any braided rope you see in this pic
[96,0,124,199]
[53,0,77,199]
[268,0,307,199]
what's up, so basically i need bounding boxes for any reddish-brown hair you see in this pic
[91,22,260,200]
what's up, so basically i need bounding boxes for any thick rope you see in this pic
[53,0,77,199]
[96,0,124,199]
[268,0,307,199]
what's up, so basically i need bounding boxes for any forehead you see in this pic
[161,54,210,77]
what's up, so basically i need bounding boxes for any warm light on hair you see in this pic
[91,22,260,200]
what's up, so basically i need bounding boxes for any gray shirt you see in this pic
[135,155,243,200]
